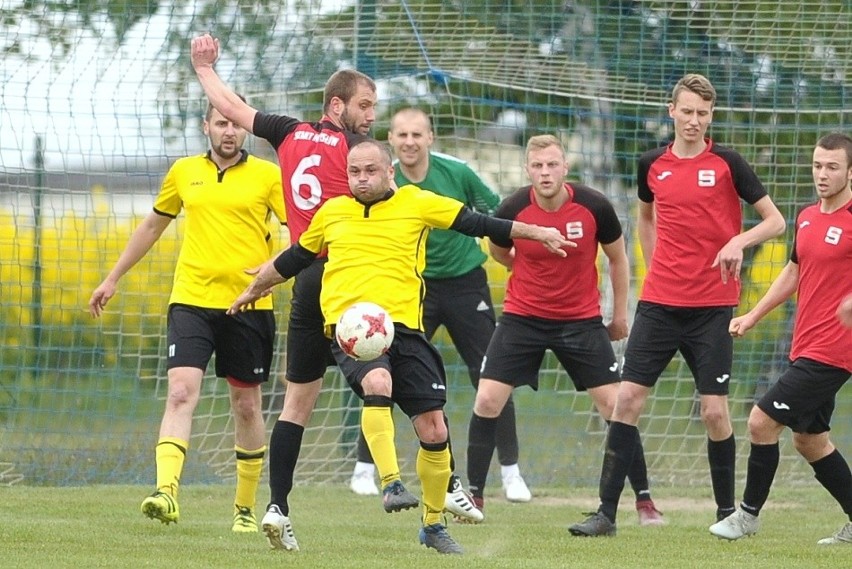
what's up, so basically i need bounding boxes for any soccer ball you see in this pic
[335,302,395,361]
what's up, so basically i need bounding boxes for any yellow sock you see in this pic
[155,437,188,497]
[361,405,400,487]
[234,445,265,510]
[416,444,451,526]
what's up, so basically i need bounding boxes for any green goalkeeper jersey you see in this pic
[394,151,500,279]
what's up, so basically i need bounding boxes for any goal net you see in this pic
[1,1,849,491]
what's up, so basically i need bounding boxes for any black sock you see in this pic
[467,413,497,498]
[599,422,638,523]
[741,442,779,516]
[708,435,736,514]
[811,449,852,520]
[356,428,374,463]
[268,420,304,515]
[495,395,519,466]
[626,425,651,501]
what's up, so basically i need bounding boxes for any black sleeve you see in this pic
[714,145,768,205]
[272,243,318,279]
[253,112,302,150]
[572,185,623,245]
[637,147,665,203]
[448,207,513,247]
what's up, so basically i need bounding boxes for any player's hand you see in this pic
[228,286,261,315]
[88,281,117,318]
[190,33,220,70]
[606,317,629,341]
[712,240,744,284]
[728,315,755,338]
[837,293,852,329]
[538,226,576,257]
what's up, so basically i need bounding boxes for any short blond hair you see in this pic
[671,74,716,106]
[525,134,565,161]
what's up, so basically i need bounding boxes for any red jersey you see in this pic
[789,200,852,371]
[637,139,767,307]
[253,113,367,244]
[494,183,622,320]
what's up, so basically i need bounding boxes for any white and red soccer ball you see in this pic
[335,302,395,361]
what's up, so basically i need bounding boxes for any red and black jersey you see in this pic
[494,183,622,320]
[789,200,852,371]
[254,112,368,244]
[637,138,767,307]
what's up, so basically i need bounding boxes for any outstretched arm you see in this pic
[89,211,171,317]
[190,34,258,133]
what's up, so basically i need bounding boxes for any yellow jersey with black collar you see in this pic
[153,151,285,309]
[298,184,464,331]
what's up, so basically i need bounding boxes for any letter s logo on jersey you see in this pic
[697,169,716,187]
[565,221,584,239]
[825,226,843,245]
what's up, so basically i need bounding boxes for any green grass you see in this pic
[3,484,849,568]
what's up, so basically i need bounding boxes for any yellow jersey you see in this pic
[298,184,463,332]
[153,151,285,309]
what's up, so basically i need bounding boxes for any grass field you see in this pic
[4,484,849,568]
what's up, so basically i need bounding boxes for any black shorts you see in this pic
[480,313,619,391]
[332,325,447,418]
[423,266,496,386]
[166,303,275,384]
[622,301,733,395]
[286,257,336,383]
[757,358,850,434]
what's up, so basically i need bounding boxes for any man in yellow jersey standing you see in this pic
[88,98,285,533]
[228,140,573,554]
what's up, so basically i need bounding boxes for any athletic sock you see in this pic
[155,437,187,498]
[495,394,520,466]
[740,442,779,516]
[361,396,400,487]
[234,444,265,510]
[707,434,736,513]
[268,420,303,515]
[811,449,852,519]
[599,422,638,523]
[467,413,497,498]
[417,441,451,526]
[355,429,374,463]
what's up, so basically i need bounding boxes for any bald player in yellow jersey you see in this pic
[229,139,573,554]
[89,99,285,533]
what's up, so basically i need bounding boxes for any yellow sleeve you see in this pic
[152,160,183,217]
[297,201,326,254]
[417,188,465,229]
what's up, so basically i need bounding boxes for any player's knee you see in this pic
[792,432,831,461]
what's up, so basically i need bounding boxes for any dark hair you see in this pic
[205,93,247,121]
[816,132,852,168]
[323,70,377,113]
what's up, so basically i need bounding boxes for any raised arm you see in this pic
[88,211,171,317]
[190,34,259,133]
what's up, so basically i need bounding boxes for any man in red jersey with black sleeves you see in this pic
[466,134,663,527]
[191,34,376,551]
[570,73,786,537]
[710,132,852,545]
